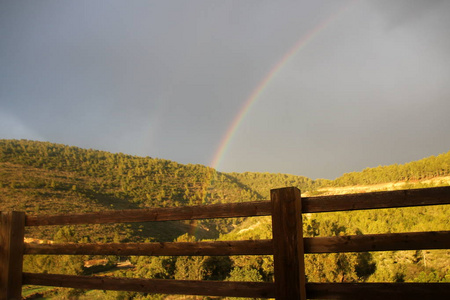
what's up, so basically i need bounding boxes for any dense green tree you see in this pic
[2,139,449,299]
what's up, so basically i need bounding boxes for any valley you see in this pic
[1,139,449,299]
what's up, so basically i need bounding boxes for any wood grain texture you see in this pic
[25,201,272,226]
[304,231,450,253]
[24,186,450,227]
[22,273,275,298]
[21,274,450,299]
[271,187,306,300]
[24,239,274,256]
[305,282,450,300]
[302,186,450,213]
[24,231,450,257]
[0,211,25,300]
[14,186,450,300]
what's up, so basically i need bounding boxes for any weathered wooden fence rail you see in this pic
[1,186,450,299]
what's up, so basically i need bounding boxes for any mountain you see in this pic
[1,139,449,299]
[329,151,450,187]
[0,139,263,242]
[1,139,449,239]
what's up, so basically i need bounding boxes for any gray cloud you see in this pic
[370,0,445,30]
[1,0,449,179]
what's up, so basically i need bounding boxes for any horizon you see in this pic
[2,0,450,179]
[2,138,448,181]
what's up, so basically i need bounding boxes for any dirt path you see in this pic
[305,176,450,196]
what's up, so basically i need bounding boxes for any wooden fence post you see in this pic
[0,211,25,300]
[271,187,306,300]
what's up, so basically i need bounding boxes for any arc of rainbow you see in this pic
[210,1,357,171]
[190,1,357,238]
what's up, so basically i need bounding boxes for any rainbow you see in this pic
[210,1,357,171]
[190,1,357,238]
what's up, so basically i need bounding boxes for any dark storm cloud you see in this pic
[370,0,445,29]
[1,0,450,179]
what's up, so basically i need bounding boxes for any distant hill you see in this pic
[1,138,449,242]
[328,151,450,187]
[0,139,264,241]
[1,139,449,298]
[221,180,450,285]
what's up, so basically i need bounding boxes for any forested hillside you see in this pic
[0,139,266,242]
[329,151,450,187]
[0,139,320,242]
[1,139,449,299]
[228,172,315,199]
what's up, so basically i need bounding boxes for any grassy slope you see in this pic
[1,139,449,242]
[222,178,450,283]
[0,139,447,299]
[0,139,266,241]
[0,161,216,242]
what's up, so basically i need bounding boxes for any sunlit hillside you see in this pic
[1,139,449,299]
[307,176,450,196]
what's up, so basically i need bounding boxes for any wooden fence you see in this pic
[1,186,450,299]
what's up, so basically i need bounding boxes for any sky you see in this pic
[1,0,450,180]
